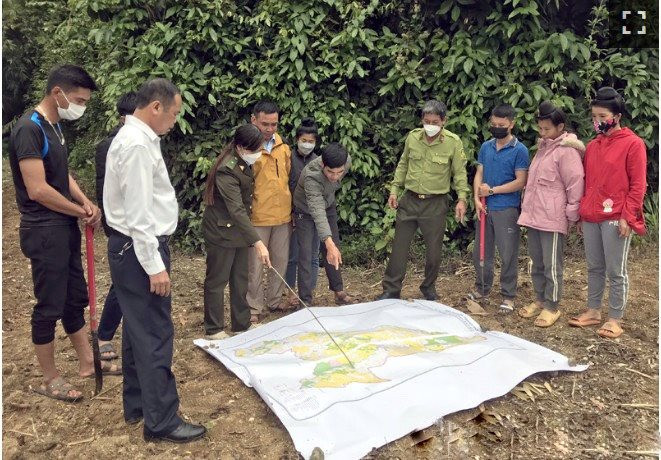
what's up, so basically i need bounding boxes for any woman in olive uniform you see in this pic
[202,124,271,340]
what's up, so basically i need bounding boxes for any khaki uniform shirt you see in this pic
[390,128,470,200]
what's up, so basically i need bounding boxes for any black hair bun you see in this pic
[300,117,317,127]
[538,100,556,117]
[595,87,620,101]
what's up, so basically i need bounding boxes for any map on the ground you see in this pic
[194,300,587,460]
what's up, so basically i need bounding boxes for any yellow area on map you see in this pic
[235,326,485,388]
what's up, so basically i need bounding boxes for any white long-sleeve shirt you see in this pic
[104,115,178,275]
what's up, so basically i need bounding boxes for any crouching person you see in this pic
[293,143,354,306]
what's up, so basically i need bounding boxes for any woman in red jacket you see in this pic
[568,87,647,338]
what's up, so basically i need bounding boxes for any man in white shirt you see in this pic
[104,78,206,443]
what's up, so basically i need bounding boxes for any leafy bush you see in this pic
[3,0,658,258]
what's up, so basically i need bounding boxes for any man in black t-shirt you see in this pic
[8,64,118,402]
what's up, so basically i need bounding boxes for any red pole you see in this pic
[85,225,103,394]
[479,196,486,265]
[85,226,97,330]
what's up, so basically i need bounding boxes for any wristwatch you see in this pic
[488,187,494,195]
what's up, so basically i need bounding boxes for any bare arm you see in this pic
[19,158,87,218]
[69,174,101,226]
[492,170,528,194]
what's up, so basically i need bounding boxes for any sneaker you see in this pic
[205,331,229,340]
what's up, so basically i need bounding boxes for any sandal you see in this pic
[32,376,83,402]
[271,299,298,312]
[597,320,623,339]
[334,291,354,305]
[499,299,514,312]
[99,342,119,360]
[534,309,561,328]
[568,312,601,327]
[465,291,487,302]
[518,302,542,318]
[83,360,122,377]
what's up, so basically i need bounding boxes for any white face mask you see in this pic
[297,141,315,156]
[423,124,441,137]
[56,91,86,120]
[239,149,262,166]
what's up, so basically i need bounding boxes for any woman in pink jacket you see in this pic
[568,87,647,338]
[517,101,585,327]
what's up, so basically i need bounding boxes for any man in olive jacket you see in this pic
[293,143,353,306]
[378,99,470,301]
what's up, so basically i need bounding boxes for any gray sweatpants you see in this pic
[583,221,632,319]
[472,207,520,299]
[527,228,565,312]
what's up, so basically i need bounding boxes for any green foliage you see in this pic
[643,192,659,244]
[3,0,658,258]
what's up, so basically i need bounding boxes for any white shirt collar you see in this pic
[125,115,160,142]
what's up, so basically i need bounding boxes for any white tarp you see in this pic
[194,299,586,460]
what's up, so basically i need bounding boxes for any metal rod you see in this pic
[269,266,355,368]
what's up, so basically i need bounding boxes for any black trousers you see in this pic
[108,234,181,434]
[295,208,343,304]
[203,242,251,334]
[98,284,122,341]
[19,224,88,344]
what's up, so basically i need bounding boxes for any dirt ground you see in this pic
[2,169,659,459]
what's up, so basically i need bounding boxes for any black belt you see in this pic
[407,190,443,200]
[113,232,170,244]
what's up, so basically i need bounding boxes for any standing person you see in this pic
[95,91,137,360]
[293,143,354,306]
[247,101,293,323]
[517,101,585,327]
[568,87,647,338]
[8,64,118,403]
[284,117,321,306]
[377,100,470,301]
[468,104,529,311]
[202,125,272,340]
[104,78,206,441]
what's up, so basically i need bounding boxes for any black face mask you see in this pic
[490,126,509,139]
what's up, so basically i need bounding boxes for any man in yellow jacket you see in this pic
[248,101,293,322]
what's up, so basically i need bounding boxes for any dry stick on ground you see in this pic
[582,449,659,457]
[6,429,35,437]
[91,380,123,400]
[66,436,95,447]
[618,403,658,409]
[571,377,576,399]
[625,368,657,381]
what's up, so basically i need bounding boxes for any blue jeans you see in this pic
[98,284,122,341]
[285,227,320,289]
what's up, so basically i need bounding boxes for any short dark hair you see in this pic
[590,86,625,115]
[253,100,279,116]
[321,143,348,169]
[116,91,137,117]
[46,64,97,93]
[135,78,180,110]
[296,117,318,139]
[536,101,566,126]
[491,104,516,121]
[421,100,447,118]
